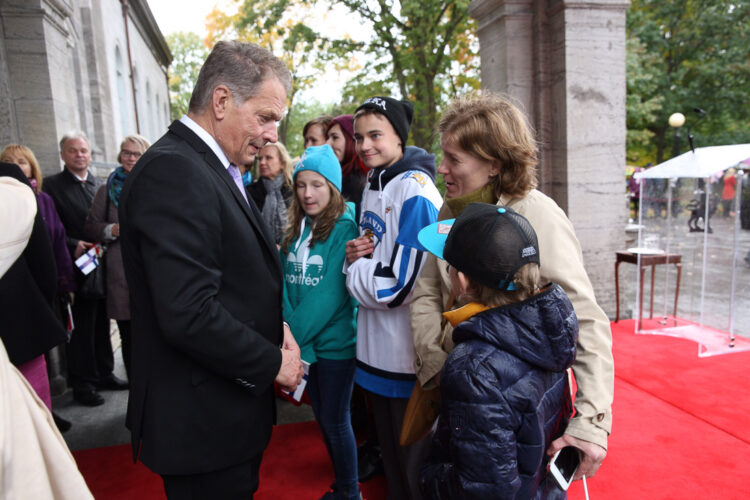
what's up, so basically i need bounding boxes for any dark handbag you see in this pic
[78,248,106,299]
[78,193,109,299]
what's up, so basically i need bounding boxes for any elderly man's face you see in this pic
[60,137,92,176]
[215,78,286,167]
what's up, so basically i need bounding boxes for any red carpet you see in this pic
[72,422,386,499]
[74,320,750,499]
[567,319,750,500]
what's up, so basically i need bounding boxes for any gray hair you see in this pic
[59,130,90,151]
[188,40,292,113]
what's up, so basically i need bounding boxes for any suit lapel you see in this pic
[168,121,280,264]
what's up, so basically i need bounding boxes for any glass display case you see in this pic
[631,146,750,357]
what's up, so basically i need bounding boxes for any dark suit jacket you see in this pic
[0,163,67,366]
[119,120,284,475]
[43,167,103,289]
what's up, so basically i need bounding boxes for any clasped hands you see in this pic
[275,323,304,393]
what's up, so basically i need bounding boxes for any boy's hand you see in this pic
[345,236,375,264]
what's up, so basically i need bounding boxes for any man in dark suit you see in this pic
[118,41,304,499]
[43,132,128,407]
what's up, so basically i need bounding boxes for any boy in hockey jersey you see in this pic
[344,97,443,500]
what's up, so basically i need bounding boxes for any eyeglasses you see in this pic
[121,150,142,158]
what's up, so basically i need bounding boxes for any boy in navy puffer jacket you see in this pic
[417,203,578,500]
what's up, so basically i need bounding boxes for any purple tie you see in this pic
[228,164,249,205]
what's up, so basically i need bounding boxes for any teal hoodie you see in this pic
[280,203,359,364]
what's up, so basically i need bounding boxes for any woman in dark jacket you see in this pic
[1,144,75,296]
[247,141,294,245]
[83,134,150,379]
[0,163,68,410]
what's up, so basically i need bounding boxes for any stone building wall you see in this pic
[469,0,630,316]
[0,0,170,176]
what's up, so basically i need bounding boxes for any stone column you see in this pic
[0,0,62,173]
[469,0,630,315]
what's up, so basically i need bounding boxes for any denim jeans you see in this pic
[307,357,360,500]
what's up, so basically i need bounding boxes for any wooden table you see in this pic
[615,250,682,328]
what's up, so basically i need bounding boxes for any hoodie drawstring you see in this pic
[293,217,313,278]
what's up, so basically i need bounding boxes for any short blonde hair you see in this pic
[0,144,43,192]
[117,134,151,164]
[464,262,541,308]
[439,92,538,198]
[260,142,294,186]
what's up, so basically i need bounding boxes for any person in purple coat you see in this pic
[1,144,75,295]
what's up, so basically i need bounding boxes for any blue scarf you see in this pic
[242,170,253,186]
[108,167,128,207]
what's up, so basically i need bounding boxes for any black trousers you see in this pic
[370,391,432,500]
[67,296,114,390]
[161,454,263,500]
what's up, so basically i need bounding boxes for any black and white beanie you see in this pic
[355,97,414,150]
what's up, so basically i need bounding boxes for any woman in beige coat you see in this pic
[410,92,614,481]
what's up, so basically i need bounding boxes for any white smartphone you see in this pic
[549,446,581,491]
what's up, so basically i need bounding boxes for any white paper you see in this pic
[286,360,311,402]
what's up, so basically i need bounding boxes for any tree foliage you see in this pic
[627,0,750,164]
[166,32,209,120]
[205,0,362,145]
[335,0,479,149]
[207,0,479,151]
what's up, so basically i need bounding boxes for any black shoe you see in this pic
[52,411,72,433]
[95,373,129,390]
[73,388,105,406]
[357,442,384,482]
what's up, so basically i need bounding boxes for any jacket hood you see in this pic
[452,283,578,372]
[341,201,357,225]
[367,146,436,190]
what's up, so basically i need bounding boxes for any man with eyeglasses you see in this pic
[43,132,128,407]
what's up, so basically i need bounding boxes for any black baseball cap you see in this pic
[417,203,540,290]
[355,97,414,150]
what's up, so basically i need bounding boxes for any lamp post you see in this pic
[668,112,686,158]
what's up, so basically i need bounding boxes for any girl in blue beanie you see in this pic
[280,144,361,500]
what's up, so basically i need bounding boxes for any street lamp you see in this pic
[668,112,686,158]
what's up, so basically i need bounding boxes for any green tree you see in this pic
[627,0,750,163]
[335,0,479,149]
[626,35,663,165]
[165,32,209,120]
[206,0,362,145]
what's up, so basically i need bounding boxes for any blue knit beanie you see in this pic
[293,144,342,192]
